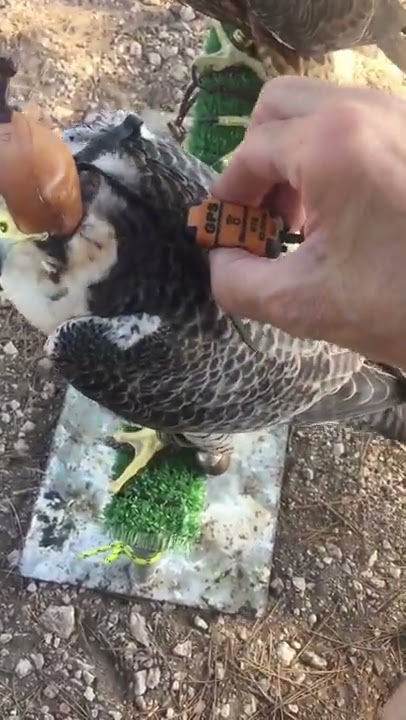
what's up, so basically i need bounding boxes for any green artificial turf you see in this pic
[104,444,206,553]
[186,24,263,172]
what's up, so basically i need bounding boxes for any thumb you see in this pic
[209,243,329,338]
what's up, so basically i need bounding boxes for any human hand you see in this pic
[209,76,406,368]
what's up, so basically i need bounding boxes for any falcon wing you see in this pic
[248,0,406,54]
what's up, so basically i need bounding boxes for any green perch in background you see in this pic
[83,23,265,570]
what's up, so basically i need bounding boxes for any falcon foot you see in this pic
[193,20,266,81]
[109,427,165,495]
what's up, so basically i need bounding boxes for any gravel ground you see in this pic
[0,2,405,718]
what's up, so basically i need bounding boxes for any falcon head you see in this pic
[0,170,121,335]
[0,112,210,335]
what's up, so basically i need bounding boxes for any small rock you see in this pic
[52,105,74,122]
[173,640,192,658]
[37,357,54,376]
[302,467,314,481]
[58,703,70,715]
[30,653,44,670]
[301,650,328,670]
[308,614,318,627]
[220,704,230,718]
[333,441,345,457]
[382,540,392,551]
[292,576,306,593]
[276,641,297,667]
[136,697,147,711]
[13,438,29,454]
[3,341,18,356]
[353,580,363,594]
[243,696,257,716]
[15,657,33,678]
[160,44,177,60]
[148,52,162,68]
[373,656,385,676]
[388,566,401,579]
[134,669,147,696]
[166,710,175,719]
[84,686,95,702]
[20,420,35,434]
[369,576,386,590]
[44,683,58,699]
[109,713,123,720]
[0,633,12,645]
[326,543,343,561]
[40,605,75,640]
[291,640,301,651]
[367,550,378,568]
[179,4,195,21]
[83,670,95,685]
[194,616,208,632]
[129,40,143,59]
[26,581,37,593]
[215,662,226,680]
[170,63,186,82]
[238,626,249,641]
[270,577,284,596]
[287,704,299,715]
[129,610,150,647]
[41,381,56,399]
[147,666,161,689]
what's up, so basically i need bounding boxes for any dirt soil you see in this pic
[0,1,405,719]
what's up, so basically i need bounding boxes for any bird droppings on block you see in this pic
[20,386,287,617]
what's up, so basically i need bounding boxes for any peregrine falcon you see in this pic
[1,111,406,493]
[186,1,406,91]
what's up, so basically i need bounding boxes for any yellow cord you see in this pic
[80,542,163,566]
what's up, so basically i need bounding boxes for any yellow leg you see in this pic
[108,427,165,495]
[193,20,267,83]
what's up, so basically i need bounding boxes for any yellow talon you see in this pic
[108,427,165,495]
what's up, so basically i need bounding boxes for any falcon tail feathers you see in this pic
[345,404,406,444]
[378,34,406,74]
[294,363,406,444]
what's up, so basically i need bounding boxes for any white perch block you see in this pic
[20,386,288,617]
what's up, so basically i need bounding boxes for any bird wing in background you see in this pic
[246,0,406,55]
[183,0,406,53]
[182,0,406,81]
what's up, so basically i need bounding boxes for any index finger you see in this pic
[211,117,305,227]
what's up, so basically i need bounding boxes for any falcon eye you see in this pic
[0,220,8,234]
